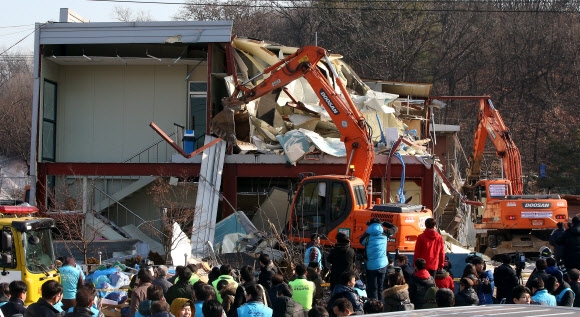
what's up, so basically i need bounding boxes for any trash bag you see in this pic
[109,272,130,288]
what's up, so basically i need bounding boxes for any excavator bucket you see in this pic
[210,97,250,145]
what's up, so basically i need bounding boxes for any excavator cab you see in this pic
[291,176,358,237]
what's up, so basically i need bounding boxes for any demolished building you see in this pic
[30,11,465,261]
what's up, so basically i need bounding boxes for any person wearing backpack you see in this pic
[305,234,323,270]
[326,271,364,317]
[360,218,398,301]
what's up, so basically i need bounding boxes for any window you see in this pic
[42,80,57,162]
[354,185,367,207]
[189,82,207,148]
[294,181,326,231]
[331,182,349,221]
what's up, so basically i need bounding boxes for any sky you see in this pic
[1,0,184,54]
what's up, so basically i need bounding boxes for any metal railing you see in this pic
[93,183,167,238]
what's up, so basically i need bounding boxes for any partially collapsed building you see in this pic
[30,9,464,260]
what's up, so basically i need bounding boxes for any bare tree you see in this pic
[147,176,197,263]
[111,6,154,22]
[42,176,106,265]
[0,54,32,168]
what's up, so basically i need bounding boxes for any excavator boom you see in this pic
[219,45,430,252]
[468,98,523,194]
[221,46,374,184]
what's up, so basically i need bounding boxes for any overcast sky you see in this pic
[1,0,182,54]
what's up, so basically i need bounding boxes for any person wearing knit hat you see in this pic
[327,232,355,291]
[170,298,193,317]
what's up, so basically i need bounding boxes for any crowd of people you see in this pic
[3,216,580,317]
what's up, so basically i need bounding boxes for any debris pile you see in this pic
[212,38,433,165]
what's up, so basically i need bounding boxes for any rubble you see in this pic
[211,37,433,164]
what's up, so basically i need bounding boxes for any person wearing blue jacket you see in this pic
[236,284,273,317]
[471,256,495,305]
[359,218,397,301]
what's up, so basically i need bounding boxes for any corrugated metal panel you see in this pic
[38,21,232,45]
[191,136,227,258]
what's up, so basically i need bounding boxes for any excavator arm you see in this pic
[468,98,523,194]
[220,46,375,184]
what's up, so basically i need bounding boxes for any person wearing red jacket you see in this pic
[413,218,445,276]
[434,268,455,292]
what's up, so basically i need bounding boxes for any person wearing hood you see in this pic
[413,218,445,276]
[170,298,193,317]
[408,258,436,309]
[421,286,438,309]
[305,234,323,270]
[217,280,236,317]
[382,273,412,312]
[352,280,367,299]
[434,269,454,292]
[326,271,363,317]
[455,277,479,306]
[327,233,356,291]
[360,218,397,301]
[545,257,564,283]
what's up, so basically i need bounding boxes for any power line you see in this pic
[0,23,50,57]
[0,24,34,29]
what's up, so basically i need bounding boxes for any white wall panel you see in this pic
[57,65,187,162]
[60,66,94,162]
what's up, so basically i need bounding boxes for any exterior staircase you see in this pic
[93,176,156,213]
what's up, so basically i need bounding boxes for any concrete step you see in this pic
[85,212,127,240]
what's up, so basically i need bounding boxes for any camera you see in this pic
[511,251,526,270]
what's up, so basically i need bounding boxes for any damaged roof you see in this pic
[215,37,436,165]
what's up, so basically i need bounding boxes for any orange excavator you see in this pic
[218,46,432,251]
[456,97,568,258]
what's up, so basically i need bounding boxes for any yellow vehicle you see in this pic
[0,204,60,305]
